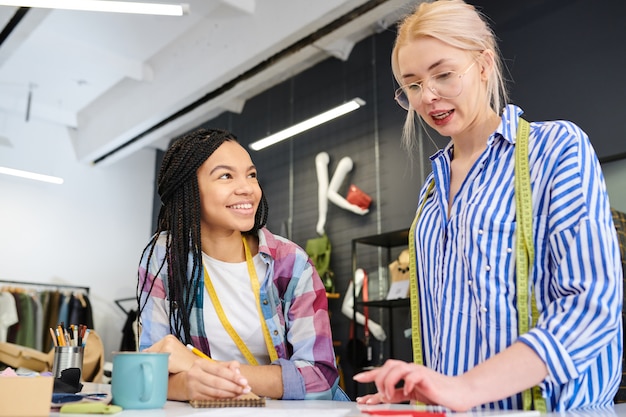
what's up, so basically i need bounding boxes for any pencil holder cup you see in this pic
[51,346,84,379]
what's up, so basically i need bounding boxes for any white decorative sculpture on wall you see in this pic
[313,152,383,340]
[315,152,369,236]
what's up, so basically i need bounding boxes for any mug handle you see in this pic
[140,362,153,402]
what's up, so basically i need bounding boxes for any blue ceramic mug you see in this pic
[111,352,169,409]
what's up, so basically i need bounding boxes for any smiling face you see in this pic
[397,36,492,140]
[196,140,262,237]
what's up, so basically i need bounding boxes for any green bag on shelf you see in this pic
[305,234,335,293]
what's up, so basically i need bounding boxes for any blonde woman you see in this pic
[354,0,622,412]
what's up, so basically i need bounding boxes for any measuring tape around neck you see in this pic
[408,118,545,411]
[514,119,545,412]
[203,236,278,365]
[408,180,434,367]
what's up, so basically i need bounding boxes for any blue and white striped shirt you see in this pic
[413,105,622,411]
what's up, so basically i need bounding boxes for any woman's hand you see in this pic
[353,359,469,411]
[143,334,195,373]
[145,335,251,401]
[183,357,251,400]
[355,343,548,411]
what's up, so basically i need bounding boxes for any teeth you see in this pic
[230,203,252,209]
[433,111,451,120]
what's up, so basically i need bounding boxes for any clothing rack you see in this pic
[115,297,136,315]
[1,279,94,353]
[0,279,90,294]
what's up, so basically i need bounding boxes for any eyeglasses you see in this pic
[394,61,476,110]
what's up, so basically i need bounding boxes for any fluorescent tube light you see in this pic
[0,0,189,16]
[249,98,366,151]
[0,166,64,184]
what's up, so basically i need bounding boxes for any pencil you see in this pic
[56,328,64,346]
[49,328,58,347]
[186,344,214,361]
[57,326,65,346]
[81,328,90,347]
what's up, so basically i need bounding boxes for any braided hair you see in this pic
[137,128,269,346]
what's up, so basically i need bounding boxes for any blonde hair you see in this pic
[392,0,509,152]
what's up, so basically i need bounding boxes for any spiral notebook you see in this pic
[189,391,265,408]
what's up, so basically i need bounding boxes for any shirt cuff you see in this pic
[275,358,306,400]
[519,327,580,387]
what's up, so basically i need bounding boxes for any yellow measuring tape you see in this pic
[408,118,546,411]
[408,179,434,368]
[514,119,546,412]
[203,236,279,365]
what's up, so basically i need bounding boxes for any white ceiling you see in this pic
[0,0,418,166]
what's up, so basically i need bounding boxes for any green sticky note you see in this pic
[60,402,123,414]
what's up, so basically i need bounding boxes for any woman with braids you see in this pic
[137,128,346,401]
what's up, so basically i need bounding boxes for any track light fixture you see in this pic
[249,98,366,151]
[0,166,64,184]
[0,1,189,16]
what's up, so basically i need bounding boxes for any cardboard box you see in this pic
[0,376,54,416]
[0,342,51,372]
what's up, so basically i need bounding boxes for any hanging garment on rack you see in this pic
[115,297,138,352]
[120,309,137,351]
[68,293,93,332]
[8,292,37,349]
[56,292,71,328]
[32,293,44,351]
[43,291,62,350]
[0,292,18,343]
[69,292,92,327]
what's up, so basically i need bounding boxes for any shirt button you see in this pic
[273,330,279,336]
[478,229,484,235]
[263,299,268,305]
[485,265,491,271]
[507,247,512,253]
[481,307,488,313]
[468,281,472,286]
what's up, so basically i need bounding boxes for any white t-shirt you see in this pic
[201,252,270,364]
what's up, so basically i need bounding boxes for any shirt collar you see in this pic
[429,104,525,162]
[256,227,273,262]
[497,104,525,145]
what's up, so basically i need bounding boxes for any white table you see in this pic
[48,384,626,416]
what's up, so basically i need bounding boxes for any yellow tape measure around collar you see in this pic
[203,236,278,365]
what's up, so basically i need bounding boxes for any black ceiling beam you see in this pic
[0,7,29,46]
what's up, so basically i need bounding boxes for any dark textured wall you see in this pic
[151,0,625,399]
[473,0,626,162]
